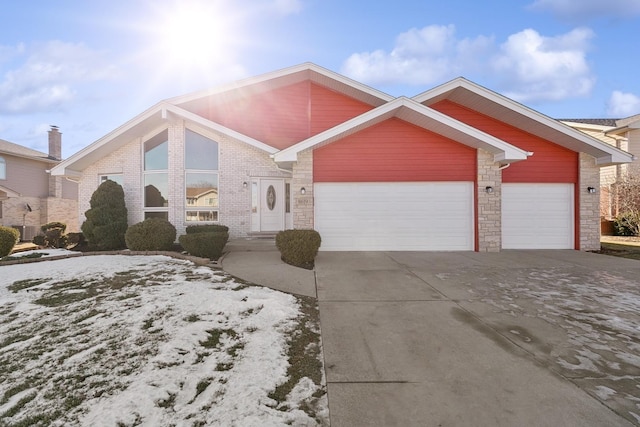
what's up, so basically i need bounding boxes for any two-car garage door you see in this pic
[314,182,474,251]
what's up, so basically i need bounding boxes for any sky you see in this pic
[1,0,640,158]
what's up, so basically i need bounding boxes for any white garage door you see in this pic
[314,182,474,251]
[502,183,574,249]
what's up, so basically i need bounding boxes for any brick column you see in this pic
[579,152,600,251]
[292,150,314,229]
[477,149,502,252]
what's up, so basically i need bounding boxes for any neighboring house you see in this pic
[0,126,79,240]
[562,115,640,220]
[51,63,633,252]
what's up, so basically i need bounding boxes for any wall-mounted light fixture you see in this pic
[242,181,248,189]
[587,186,596,194]
[485,186,494,194]
[300,187,306,195]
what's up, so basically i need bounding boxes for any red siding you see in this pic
[201,81,310,150]
[197,82,373,150]
[431,100,578,183]
[310,83,372,135]
[314,118,476,182]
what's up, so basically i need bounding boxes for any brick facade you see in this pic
[78,120,290,239]
[477,149,502,252]
[579,152,601,251]
[292,150,314,229]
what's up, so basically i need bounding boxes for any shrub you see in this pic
[275,229,321,270]
[67,232,86,247]
[0,226,20,257]
[33,234,46,246]
[614,212,640,236]
[40,222,68,248]
[81,180,128,250]
[125,218,176,251]
[179,231,228,260]
[185,224,229,234]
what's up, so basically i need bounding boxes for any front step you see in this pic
[246,232,278,240]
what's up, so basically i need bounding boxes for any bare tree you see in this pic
[613,166,640,235]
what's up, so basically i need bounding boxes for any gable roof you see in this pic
[169,62,394,112]
[52,63,394,177]
[0,138,58,163]
[413,78,634,165]
[606,114,640,137]
[274,96,531,166]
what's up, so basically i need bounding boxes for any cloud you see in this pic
[491,28,595,102]
[0,41,118,114]
[607,91,640,117]
[342,25,494,86]
[341,25,595,103]
[528,0,640,21]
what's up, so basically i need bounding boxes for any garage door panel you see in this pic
[315,182,474,251]
[502,183,574,249]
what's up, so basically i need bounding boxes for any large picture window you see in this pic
[143,130,169,220]
[185,129,218,222]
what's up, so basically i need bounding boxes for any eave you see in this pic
[413,78,634,166]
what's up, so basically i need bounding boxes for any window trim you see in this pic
[0,156,5,180]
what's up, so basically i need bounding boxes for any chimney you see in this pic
[48,125,62,160]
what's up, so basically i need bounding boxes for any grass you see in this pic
[598,241,640,260]
[0,257,328,426]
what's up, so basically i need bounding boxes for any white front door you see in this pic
[257,179,285,232]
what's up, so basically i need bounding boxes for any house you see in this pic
[51,63,633,251]
[562,116,640,220]
[0,126,79,240]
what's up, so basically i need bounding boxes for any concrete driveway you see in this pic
[315,250,640,426]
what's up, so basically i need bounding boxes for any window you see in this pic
[143,130,169,218]
[99,174,123,186]
[185,129,219,222]
[0,157,5,180]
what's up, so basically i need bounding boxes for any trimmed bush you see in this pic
[81,180,128,250]
[275,229,321,270]
[67,232,86,247]
[32,234,46,246]
[179,231,228,260]
[0,226,20,257]
[185,224,229,234]
[40,222,68,248]
[125,218,176,251]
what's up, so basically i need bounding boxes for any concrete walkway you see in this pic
[222,242,639,426]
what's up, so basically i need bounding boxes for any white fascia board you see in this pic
[163,105,278,154]
[51,102,166,176]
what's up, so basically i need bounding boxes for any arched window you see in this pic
[0,157,5,180]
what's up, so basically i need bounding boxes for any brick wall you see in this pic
[579,152,601,251]
[477,149,502,252]
[77,120,290,240]
[292,150,314,229]
[41,197,79,232]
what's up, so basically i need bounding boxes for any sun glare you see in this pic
[152,1,237,68]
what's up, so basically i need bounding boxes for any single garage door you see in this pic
[314,182,474,251]
[502,183,574,249]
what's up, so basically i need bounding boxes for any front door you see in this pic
[257,179,285,232]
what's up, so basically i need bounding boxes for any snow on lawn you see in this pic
[0,254,328,426]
